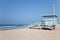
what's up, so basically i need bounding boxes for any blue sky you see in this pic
[0,0,60,24]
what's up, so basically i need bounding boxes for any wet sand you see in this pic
[0,24,60,40]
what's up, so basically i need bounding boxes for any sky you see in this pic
[0,0,60,24]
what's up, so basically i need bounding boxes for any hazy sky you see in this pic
[0,0,60,24]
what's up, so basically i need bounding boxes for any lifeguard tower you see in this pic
[41,14,57,30]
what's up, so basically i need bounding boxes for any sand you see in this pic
[0,24,60,40]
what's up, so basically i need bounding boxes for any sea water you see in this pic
[0,24,26,30]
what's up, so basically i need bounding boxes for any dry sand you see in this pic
[0,24,60,40]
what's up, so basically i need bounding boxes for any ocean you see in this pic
[0,24,27,30]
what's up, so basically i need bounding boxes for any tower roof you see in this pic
[42,14,57,17]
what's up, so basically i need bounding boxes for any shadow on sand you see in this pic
[41,28,52,30]
[29,27,52,30]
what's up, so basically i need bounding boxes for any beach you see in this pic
[0,24,60,40]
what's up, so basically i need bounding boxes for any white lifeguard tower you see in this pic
[41,14,57,30]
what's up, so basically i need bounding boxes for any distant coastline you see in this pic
[0,24,26,26]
